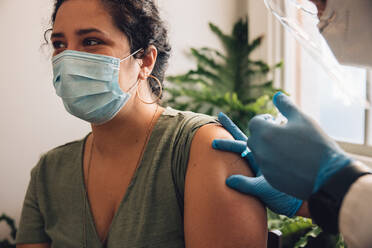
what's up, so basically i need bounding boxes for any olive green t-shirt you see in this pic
[16,107,217,248]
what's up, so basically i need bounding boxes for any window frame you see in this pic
[283,30,372,160]
[247,1,372,161]
[338,71,372,159]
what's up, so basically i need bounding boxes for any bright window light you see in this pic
[299,48,367,144]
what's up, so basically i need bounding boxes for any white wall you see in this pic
[247,0,284,88]
[159,0,247,75]
[0,0,91,238]
[0,0,247,238]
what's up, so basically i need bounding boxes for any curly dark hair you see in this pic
[47,0,171,98]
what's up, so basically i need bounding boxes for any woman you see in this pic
[16,0,267,247]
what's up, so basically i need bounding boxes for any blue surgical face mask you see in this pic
[52,49,142,125]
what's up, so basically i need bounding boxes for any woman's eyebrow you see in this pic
[76,28,107,37]
[51,32,65,39]
[50,28,107,39]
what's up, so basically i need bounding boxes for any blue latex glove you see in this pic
[213,113,303,217]
[247,92,352,200]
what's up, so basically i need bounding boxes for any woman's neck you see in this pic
[89,97,163,158]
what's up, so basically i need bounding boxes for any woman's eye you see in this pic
[52,41,66,50]
[83,38,103,46]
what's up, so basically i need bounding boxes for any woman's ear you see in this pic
[138,45,158,80]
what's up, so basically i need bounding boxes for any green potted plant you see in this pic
[164,16,346,248]
[0,214,17,248]
[165,17,282,132]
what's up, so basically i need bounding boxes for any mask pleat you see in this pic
[52,50,133,125]
[64,91,124,114]
[54,75,114,98]
[82,98,127,124]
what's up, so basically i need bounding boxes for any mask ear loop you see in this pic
[120,48,144,63]
[120,48,145,93]
[136,75,163,104]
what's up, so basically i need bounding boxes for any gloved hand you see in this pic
[213,112,303,217]
[247,92,352,200]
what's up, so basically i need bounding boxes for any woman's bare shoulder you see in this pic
[183,123,267,248]
[188,123,255,176]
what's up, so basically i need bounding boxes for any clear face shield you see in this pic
[264,0,369,108]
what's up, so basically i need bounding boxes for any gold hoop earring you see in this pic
[136,75,163,104]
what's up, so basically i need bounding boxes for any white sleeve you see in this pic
[339,175,372,248]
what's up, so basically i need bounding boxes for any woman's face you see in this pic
[51,0,142,92]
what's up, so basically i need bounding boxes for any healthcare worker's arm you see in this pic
[184,124,267,248]
[245,92,372,247]
[214,107,372,248]
[307,1,372,247]
[339,175,372,248]
[246,92,358,199]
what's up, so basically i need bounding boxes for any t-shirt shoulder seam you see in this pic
[164,107,217,121]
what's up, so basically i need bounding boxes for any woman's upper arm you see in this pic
[184,124,267,248]
[17,244,51,248]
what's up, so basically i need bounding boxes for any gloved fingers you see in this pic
[217,112,248,141]
[226,175,262,196]
[273,92,300,121]
[213,140,261,177]
[287,199,303,218]
[245,152,261,176]
[227,174,304,218]
[212,139,247,154]
[248,114,277,138]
